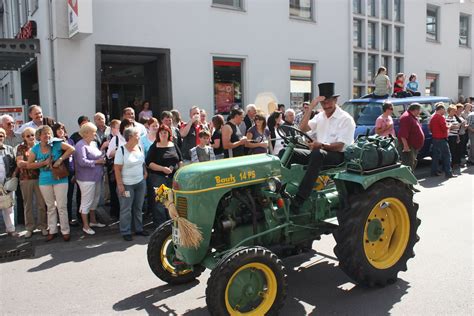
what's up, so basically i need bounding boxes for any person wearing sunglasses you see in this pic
[245,111,270,155]
[0,115,22,147]
[375,101,396,137]
[16,127,47,238]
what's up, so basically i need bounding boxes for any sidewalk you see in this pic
[0,205,154,263]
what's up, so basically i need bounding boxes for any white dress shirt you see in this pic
[307,106,356,152]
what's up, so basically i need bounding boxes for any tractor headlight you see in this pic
[266,177,282,193]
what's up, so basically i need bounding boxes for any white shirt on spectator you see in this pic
[114,145,145,186]
[134,122,147,137]
[308,106,355,152]
[15,121,41,136]
[106,134,126,159]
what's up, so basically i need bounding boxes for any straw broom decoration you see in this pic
[155,184,203,249]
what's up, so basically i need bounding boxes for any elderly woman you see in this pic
[16,127,47,238]
[74,122,106,235]
[27,125,75,241]
[114,127,148,241]
[146,125,183,227]
[0,128,18,237]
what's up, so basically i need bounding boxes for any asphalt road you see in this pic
[1,163,473,315]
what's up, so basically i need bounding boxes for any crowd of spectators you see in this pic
[1,96,473,240]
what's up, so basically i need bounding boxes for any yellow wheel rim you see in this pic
[160,236,192,275]
[363,198,410,269]
[224,262,278,315]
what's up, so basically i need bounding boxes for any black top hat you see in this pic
[318,82,340,98]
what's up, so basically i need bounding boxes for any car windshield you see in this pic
[341,100,450,125]
[341,102,405,125]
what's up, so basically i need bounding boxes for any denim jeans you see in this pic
[118,179,146,235]
[147,173,171,227]
[431,138,452,176]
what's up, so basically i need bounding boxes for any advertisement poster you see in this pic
[215,82,235,113]
[0,106,25,131]
[68,0,79,38]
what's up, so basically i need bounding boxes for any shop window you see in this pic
[427,5,439,42]
[290,63,313,108]
[212,0,243,10]
[367,0,376,17]
[290,0,313,20]
[213,59,243,114]
[353,53,363,82]
[353,19,362,48]
[460,14,470,47]
[425,73,438,96]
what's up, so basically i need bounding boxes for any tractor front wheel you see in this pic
[206,246,287,315]
[147,220,203,285]
[334,179,420,287]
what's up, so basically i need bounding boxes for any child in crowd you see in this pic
[406,73,421,96]
[190,130,216,162]
[393,73,405,96]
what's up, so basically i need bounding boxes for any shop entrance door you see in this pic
[96,45,173,121]
[101,83,145,121]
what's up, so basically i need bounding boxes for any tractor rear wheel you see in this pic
[206,246,287,315]
[334,179,420,287]
[147,220,203,285]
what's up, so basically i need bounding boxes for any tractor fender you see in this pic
[333,165,417,190]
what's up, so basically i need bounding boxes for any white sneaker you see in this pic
[82,227,96,235]
[25,231,33,238]
[90,222,105,228]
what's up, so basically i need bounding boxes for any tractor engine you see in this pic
[211,186,277,250]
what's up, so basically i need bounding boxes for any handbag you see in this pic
[3,177,18,192]
[49,146,69,180]
[0,185,13,209]
[51,160,69,180]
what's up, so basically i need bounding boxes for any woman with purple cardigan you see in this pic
[74,122,107,235]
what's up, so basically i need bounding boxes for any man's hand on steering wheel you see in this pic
[277,125,314,150]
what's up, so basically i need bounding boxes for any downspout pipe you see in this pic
[48,0,57,119]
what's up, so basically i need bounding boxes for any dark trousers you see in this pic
[290,149,344,200]
[431,139,452,176]
[108,177,120,219]
[67,174,81,222]
[448,135,461,165]
[147,173,171,227]
[15,185,24,225]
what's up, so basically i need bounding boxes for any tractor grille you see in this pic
[176,197,188,218]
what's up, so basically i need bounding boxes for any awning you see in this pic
[0,39,40,70]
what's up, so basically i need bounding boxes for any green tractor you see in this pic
[147,126,420,315]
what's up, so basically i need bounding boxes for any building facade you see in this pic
[0,0,472,131]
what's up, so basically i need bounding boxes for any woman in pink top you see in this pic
[375,101,396,137]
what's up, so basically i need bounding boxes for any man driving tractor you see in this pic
[289,82,356,212]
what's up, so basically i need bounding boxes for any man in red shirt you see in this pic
[397,103,425,170]
[429,103,454,178]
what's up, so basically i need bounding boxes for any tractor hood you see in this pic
[173,154,282,193]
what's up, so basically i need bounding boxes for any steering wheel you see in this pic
[277,125,313,150]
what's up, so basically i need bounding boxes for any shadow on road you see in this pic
[27,233,149,273]
[113,280,201,315]
[281,251,410,315]
[113,250,409,315]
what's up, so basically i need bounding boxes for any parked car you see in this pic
[341,96,452,158]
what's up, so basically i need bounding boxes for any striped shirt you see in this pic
[446,116,460,136]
